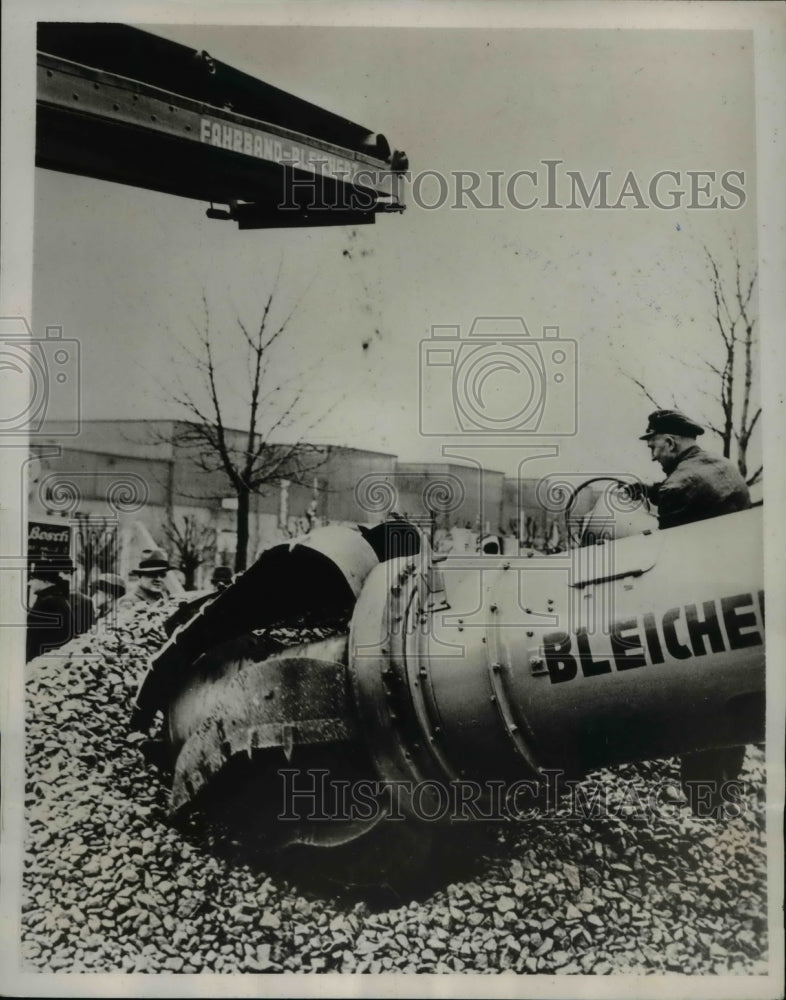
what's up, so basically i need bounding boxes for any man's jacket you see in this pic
[650,445,751,530]
[26,583,73,661]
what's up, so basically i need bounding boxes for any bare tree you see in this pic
[702,246,760,484]
[161,515,216,590]
[623,243,761,486]
[165,275,329,571]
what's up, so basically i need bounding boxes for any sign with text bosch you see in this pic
[199,117,365,184]
[28,519,72,560]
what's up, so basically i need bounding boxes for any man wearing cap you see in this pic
[638,409,751,815]
[117,554,172,610]
[638,409,750,530]
[91,572,128,620]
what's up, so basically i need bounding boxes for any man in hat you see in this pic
[26,554,76,661]
[637,409,750,530]
[90,572,128,620]
[117,553,172,610]
[637,409,751,815]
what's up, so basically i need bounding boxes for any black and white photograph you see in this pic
[1,1,784,996]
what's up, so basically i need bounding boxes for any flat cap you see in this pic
[639,409,705,440]
[131,555,171,575]
[93,572,127,597]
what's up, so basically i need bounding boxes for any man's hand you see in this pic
[620,480,649,502]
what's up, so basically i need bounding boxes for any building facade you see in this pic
[31,420,597,586]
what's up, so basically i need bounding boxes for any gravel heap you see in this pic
[22,603,768,974]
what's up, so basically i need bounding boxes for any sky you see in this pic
[31,21,761,483]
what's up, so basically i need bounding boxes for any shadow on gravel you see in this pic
[266,821,516,910]
[168,740,528,909]
[179,793,516,910]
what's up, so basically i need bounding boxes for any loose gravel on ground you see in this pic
[21,603,768,974]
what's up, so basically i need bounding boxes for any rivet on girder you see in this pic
[502,561,510,570]
[491,662,501,672]
[490,604,498,613]
[525,607,532,614]
[526,630,534,637]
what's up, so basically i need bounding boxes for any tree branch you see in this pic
[618,368,662,409]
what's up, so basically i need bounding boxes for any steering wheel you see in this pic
[562,477,647,548]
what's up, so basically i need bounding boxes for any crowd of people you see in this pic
[25,549,234,662]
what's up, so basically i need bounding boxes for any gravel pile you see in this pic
[22,604,768,974]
